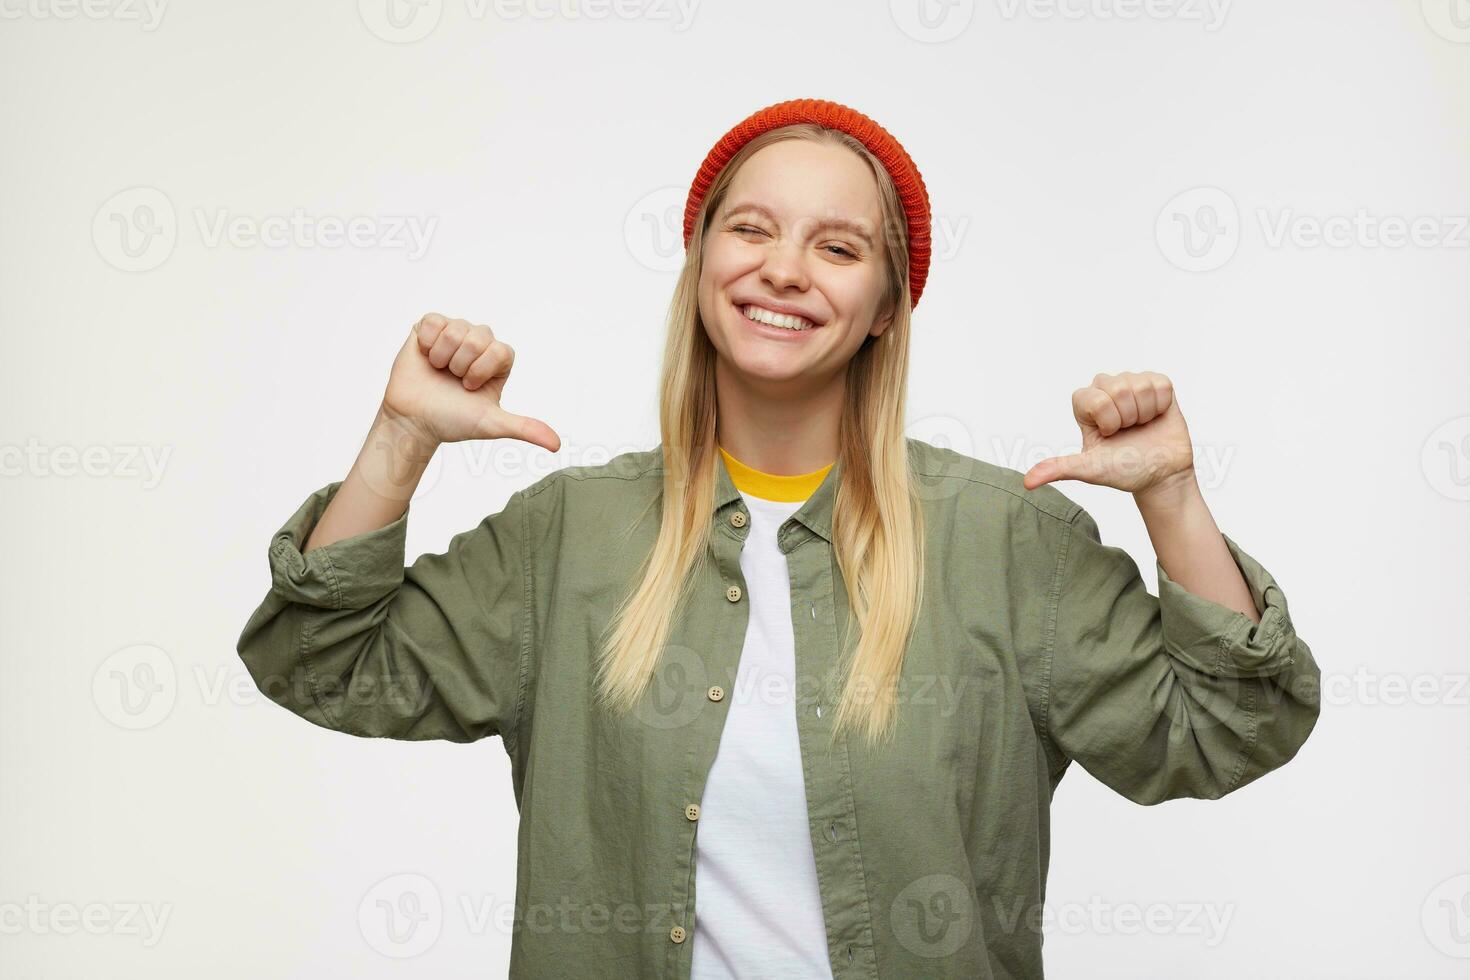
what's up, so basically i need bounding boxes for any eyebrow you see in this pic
[722,201,875,248]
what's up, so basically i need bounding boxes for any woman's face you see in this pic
[697,138,895,388]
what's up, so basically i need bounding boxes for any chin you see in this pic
[725,344,810,384]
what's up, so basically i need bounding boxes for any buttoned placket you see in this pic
[781,512,879,979]
[664,456,879,980]
[664,501,749,976]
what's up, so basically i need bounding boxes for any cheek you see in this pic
[699,248,755,316]
[696,256,723,313]
[697,271,735,344]
[834,271,887,321]
[822,274,879,322]
[700,234,738,276]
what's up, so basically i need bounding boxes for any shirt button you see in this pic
[725,584,742,602]
[684,803,700,821]
[707,685,724,701]
[670,925,687,943]
[730,511,747,528]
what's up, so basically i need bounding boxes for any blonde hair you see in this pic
[593,123,926,750]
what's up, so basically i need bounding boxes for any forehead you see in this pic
[723,138,884,230]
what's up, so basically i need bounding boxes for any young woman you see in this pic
[237,98,1321,979]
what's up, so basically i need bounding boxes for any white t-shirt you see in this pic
[689,489,835,979]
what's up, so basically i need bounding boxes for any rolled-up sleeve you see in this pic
[1042,506,1321,805]
[236,480,532,747]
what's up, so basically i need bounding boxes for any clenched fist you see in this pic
[1022,370,1195,501]
[380,313,561,452]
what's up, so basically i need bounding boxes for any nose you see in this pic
[759,238,810,293]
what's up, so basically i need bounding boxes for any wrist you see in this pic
[353,406,440,505]
[1133,467,1202,514]
[374,403,441,457]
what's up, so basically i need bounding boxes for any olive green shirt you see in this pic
[235,438,1321,979]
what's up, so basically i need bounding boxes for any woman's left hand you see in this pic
[1022,371,1198,501]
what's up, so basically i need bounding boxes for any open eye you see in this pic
[824,244,857,259]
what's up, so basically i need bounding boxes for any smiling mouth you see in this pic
[736,302,820,332]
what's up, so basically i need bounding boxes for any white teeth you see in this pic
[742,304,815,331]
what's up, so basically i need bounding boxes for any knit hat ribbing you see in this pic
[681,98,933,309]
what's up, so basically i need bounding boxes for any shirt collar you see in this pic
[712,446,840,544]
[718,445,833,502]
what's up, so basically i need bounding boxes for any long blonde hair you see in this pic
[593,123,926,749]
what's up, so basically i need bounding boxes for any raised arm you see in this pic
[1022,370,1321,802]
[236,313,560,744]
[1042,505,1321,804]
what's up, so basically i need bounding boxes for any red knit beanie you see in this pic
[682,98,933,309]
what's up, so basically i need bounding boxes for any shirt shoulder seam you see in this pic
[508,488,534,759]
[521,453,663,499]
[903,442,1083,525]
[1038,506,1075,765]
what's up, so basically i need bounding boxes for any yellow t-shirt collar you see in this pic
[718,444,835,502]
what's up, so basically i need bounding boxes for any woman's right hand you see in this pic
[381,312,562,452]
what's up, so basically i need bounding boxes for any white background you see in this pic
[2,0,1468,976]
